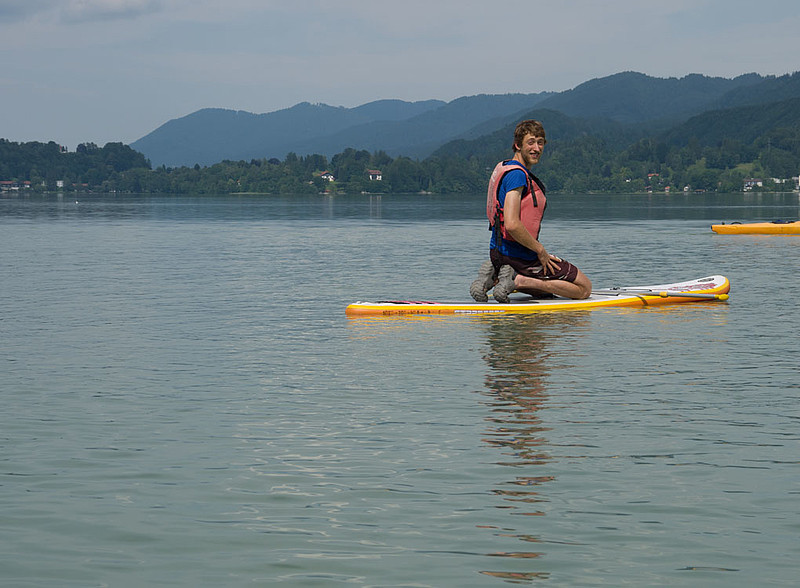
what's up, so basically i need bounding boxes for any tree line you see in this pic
[2,128,799,195]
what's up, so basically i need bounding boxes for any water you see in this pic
[1,191,799,587]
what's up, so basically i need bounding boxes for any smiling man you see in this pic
[470,119,592,302]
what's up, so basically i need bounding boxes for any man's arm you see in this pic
[503,188,561,275]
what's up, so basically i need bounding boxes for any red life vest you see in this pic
[486,160,546,242]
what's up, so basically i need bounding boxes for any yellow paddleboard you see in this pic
[712,221,800,234]
[346,275,730,317]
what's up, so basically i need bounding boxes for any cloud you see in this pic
[0,0,58,21]
[60,0,164,23]
[0,0,163,23]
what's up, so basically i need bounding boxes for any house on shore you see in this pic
[0,180,31,191]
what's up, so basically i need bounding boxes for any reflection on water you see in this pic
[8,190,796,225]
[478,313,590,581]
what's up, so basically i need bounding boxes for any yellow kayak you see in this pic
[345,275,730,317]
[712,220,800,234]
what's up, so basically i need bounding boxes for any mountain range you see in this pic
[131,71,800,169]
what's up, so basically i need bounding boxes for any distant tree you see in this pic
[76,142,99,154]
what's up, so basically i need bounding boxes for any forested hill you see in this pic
[532,71,764,123]
[714,70,800,109]
[663,95,800,149]
[429,91,800,193]
[131,93,554,168]
[3,70,800,195]
[433,79,800,163]
[130,71,769,168]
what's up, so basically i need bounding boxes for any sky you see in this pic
[1,0,799,149]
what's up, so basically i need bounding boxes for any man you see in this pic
[470,120,592,303]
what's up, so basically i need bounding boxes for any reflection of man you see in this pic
[478,312,586,575]
[470,120,592,303]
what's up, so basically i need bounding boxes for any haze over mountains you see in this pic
[131,71,800,169]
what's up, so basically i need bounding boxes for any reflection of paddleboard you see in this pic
[712,220,800,234]
[345,275,731,317]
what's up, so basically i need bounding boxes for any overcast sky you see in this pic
[2,0,798,149]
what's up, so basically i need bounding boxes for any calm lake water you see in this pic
[1,191,799,587]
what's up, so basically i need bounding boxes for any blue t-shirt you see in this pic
[489,167,538,260]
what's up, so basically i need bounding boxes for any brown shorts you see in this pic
[491,249,580,282]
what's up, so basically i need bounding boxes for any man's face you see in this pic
[517,133,546,167]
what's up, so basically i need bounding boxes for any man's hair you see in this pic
[513,120,547,151]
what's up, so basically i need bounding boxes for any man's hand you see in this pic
[537,248,562,276]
